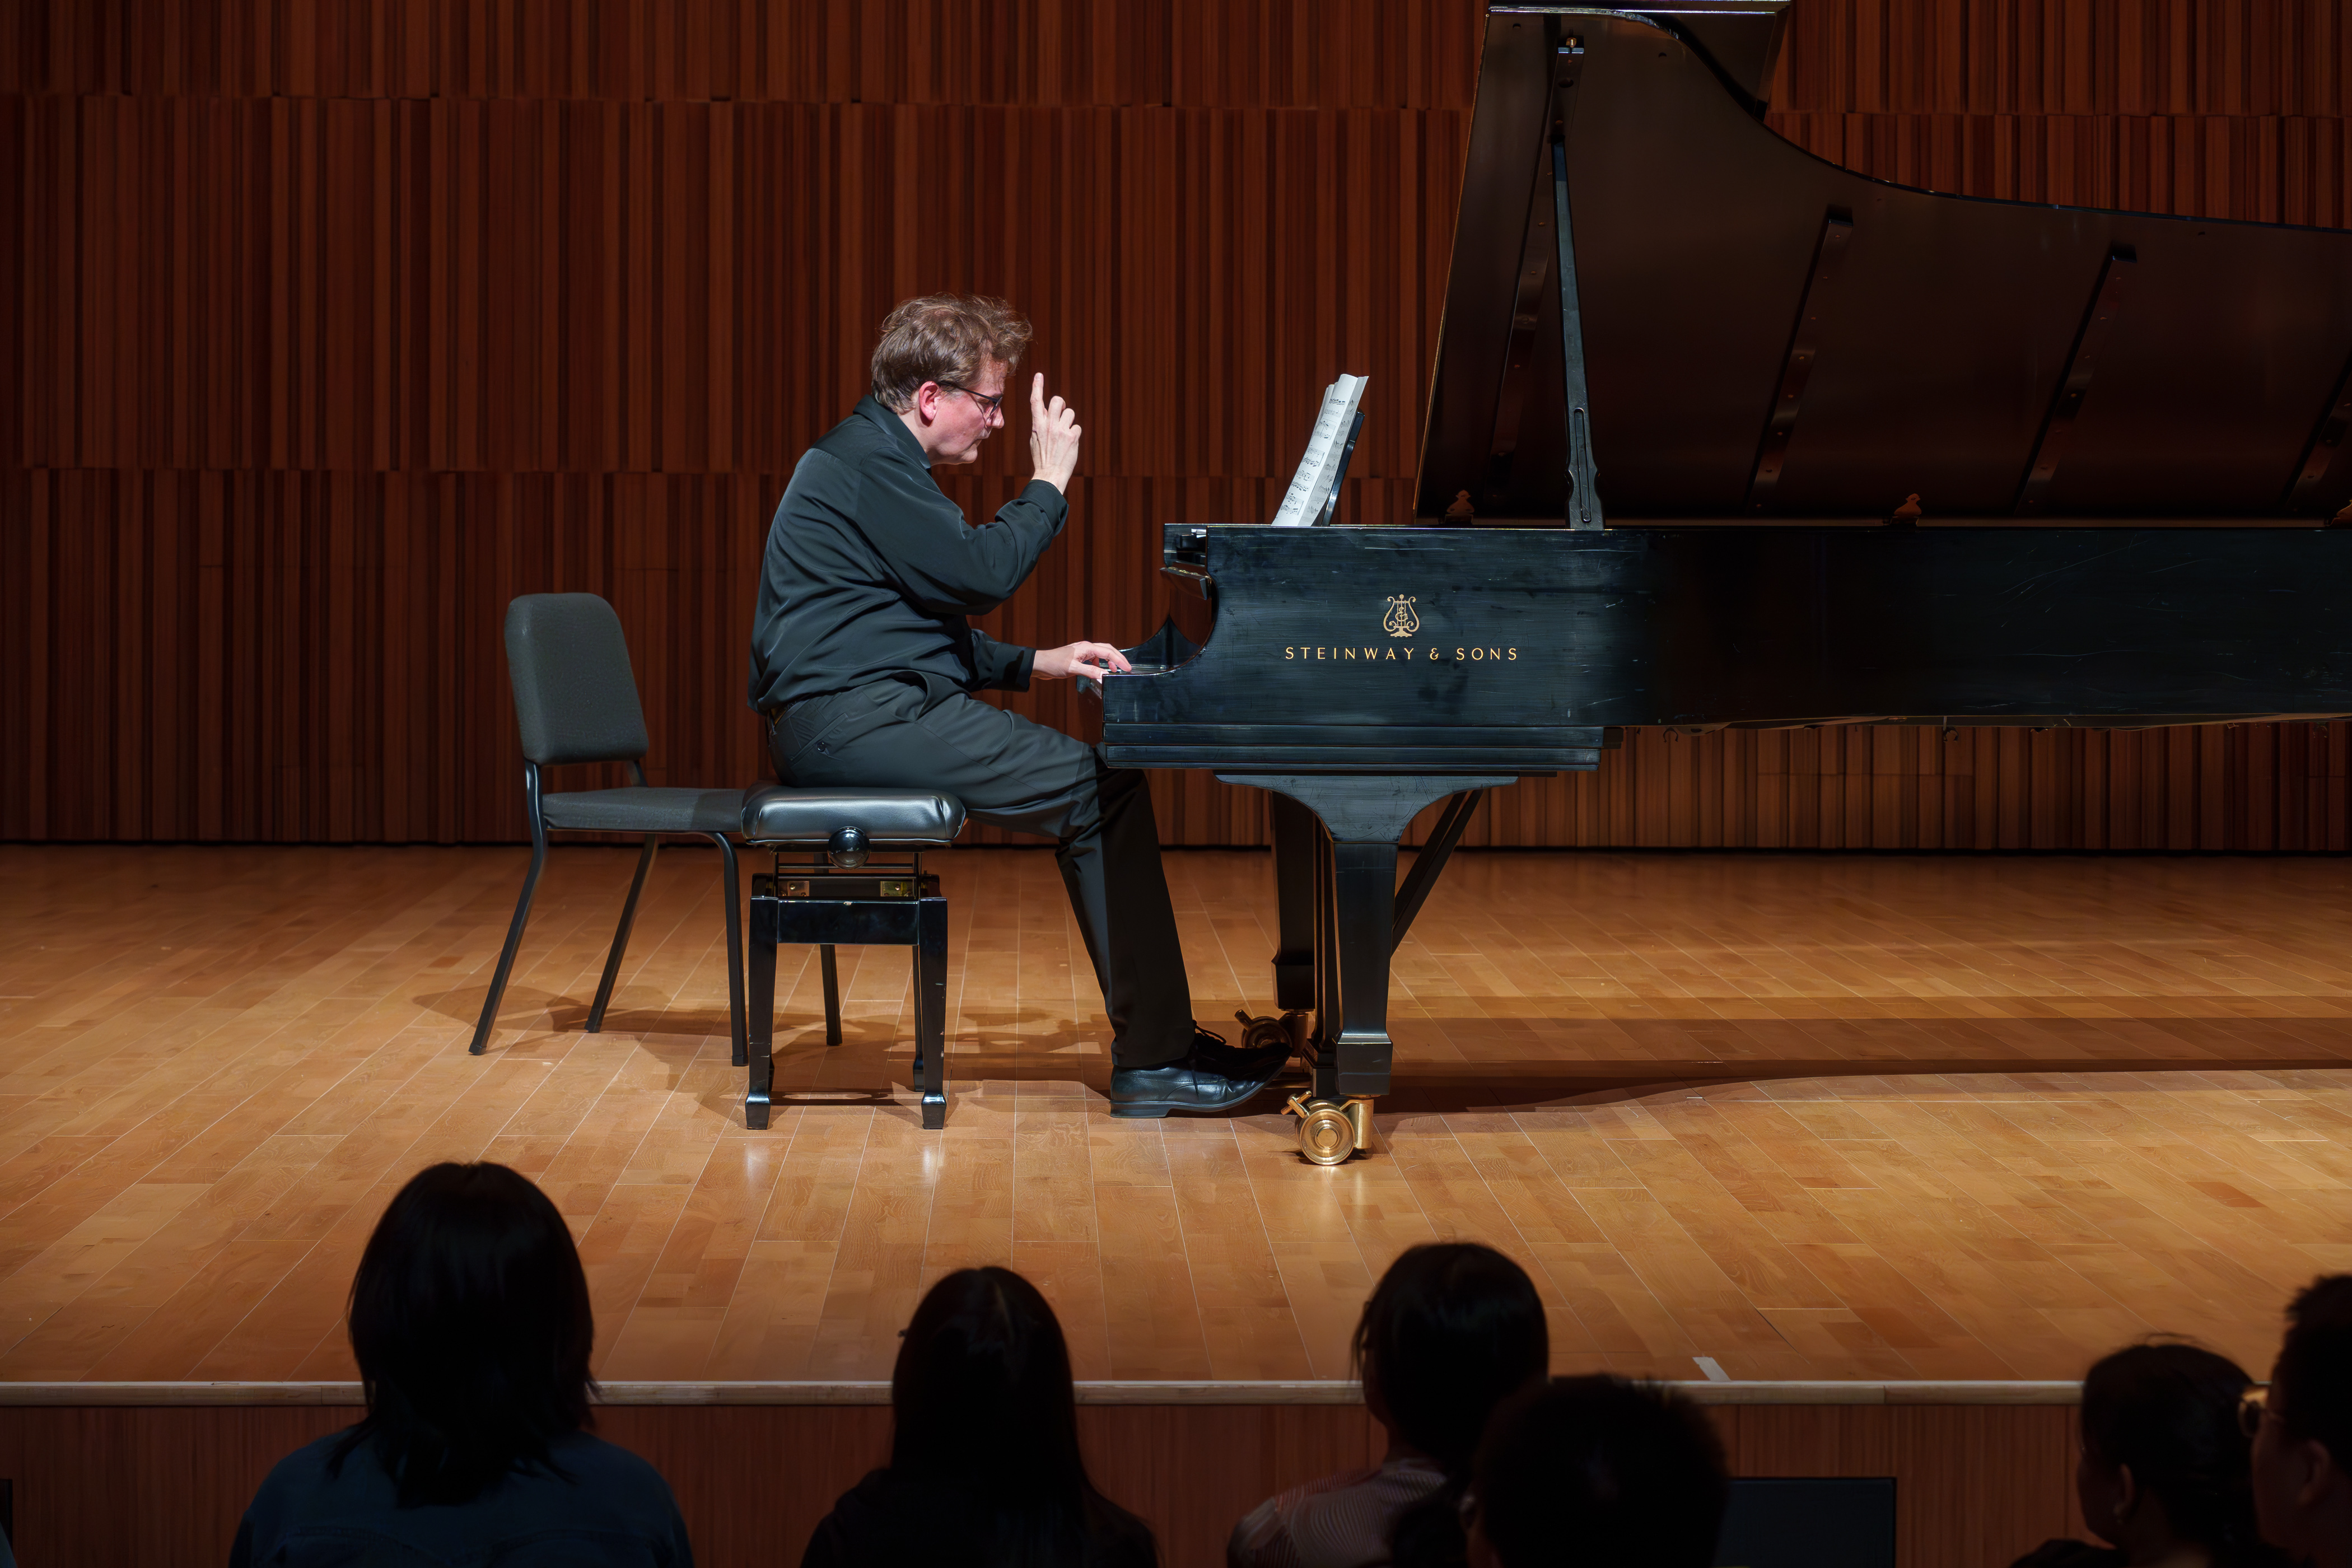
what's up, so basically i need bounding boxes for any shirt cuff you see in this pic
[1005,645,1036,691]
[1018,478,1070,521]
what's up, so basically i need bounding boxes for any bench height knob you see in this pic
[828,826,869,869]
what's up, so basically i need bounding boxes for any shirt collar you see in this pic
[855,395,933,470]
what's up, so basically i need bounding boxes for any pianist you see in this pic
[747,294,1288,1117]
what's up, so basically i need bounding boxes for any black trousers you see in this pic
[771,675,1196,1070]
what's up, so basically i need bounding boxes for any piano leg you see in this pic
[1270,793,1318,1013]
[1316,836,1402,1102]
[1229,774,1517,1160]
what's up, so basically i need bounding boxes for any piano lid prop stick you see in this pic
[2286,351,2352,516]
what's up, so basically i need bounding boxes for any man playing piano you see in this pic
[748,294,1289,1117]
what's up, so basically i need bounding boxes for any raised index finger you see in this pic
[1029,372,1047,419]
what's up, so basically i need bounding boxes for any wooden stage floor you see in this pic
[4,844,2351,1390]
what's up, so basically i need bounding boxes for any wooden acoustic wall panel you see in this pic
[0,1399,2085,1568]
[1766,109,2352,227]
[3,0,2349,847]
[0,1,1486,110]
[1774,0,2352,118]
[0,95,1460,482]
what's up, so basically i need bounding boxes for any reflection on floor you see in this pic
[1,843,2348,1385]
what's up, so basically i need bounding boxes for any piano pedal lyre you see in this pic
[1234,1008,1303,1056]
[1285,1093,1373,1166]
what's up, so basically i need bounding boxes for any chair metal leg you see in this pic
[820,945,842,1046]
[745,878,777,1130]
[711,833,746,1068]
[914,892,948,1130]
[587,836,660,1033]
[469,833,549,1056]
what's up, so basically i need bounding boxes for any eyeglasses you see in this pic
[936,380,1004,417]
[2240,1385,2272,1440]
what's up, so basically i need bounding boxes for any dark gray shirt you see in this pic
[748,396,1067,711]
[230,1430,694,1566]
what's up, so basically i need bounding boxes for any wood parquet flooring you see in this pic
[3,844,2350,1388]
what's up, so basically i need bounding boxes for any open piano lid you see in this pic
[1416,3,2352,525]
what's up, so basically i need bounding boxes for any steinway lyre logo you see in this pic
[1382,595,1419,638]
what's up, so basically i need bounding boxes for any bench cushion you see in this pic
[740,784,964,845]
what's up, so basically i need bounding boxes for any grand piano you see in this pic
[1097,1,2352,1164]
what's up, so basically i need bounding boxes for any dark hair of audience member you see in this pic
[1364,1243,1549,1567]
[1357,1243,1551,1467]
[2075,1341,2282,1566]
[2276,1276,2352,1471]
[1471,1376,1729,1568]
[329,1161,596,1508]
[892,1266,1152,1563]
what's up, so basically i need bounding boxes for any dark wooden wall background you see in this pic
[0,1398,2085,1568]
[4,0,2348,849]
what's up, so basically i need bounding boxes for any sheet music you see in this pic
[1269,372,1369,526]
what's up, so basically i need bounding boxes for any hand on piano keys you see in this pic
[1034,641,1133,687]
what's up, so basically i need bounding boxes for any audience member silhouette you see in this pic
[2255,1274,2352,1568]
[1230,1242,1548,1568]
[1462,1375,1728,1568]
[229,1161,693,1566]
[2012,1341,2286,1568]
[801,1266,1156,1568]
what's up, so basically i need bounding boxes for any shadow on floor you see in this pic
[416,982,2352,1121]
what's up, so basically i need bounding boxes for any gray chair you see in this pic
[469,593,746,1062]
[739,781,965,1129]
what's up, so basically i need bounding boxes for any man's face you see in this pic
[922,358,1007,465]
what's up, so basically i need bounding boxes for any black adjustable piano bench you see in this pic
[737,785,964,1131]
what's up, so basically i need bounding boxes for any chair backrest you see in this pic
[504,594,651,767]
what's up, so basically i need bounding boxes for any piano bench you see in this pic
[738,784,965,1132]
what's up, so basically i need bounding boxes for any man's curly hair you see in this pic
[870,295,1033,412]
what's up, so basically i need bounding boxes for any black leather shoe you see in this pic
[1108,1048,1289,1119]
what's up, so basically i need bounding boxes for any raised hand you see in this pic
[1033,640,1131,685]
[1028,373,1082,493]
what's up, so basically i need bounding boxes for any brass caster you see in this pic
[1285,1094,1374,1166]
